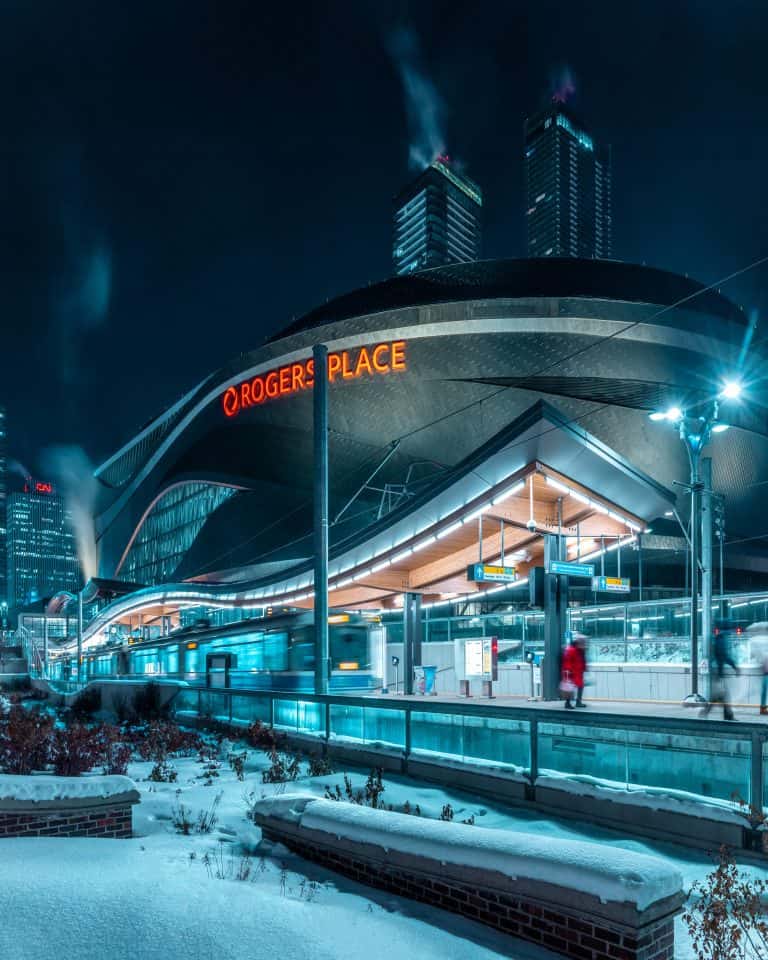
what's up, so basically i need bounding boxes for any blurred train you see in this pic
[49,611,385,692]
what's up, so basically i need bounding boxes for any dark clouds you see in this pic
[0,0,766,471]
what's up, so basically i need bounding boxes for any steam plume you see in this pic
[54,244,112,386]
[387,27,446,170]
[551,66,576,104]
[41,446,99,582]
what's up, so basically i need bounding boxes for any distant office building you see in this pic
[393,157,482,275]
[7,480,80,609]
[524,102,611,259]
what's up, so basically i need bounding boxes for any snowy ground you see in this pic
[0,737,763,960]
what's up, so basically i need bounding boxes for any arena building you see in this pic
[92,256,766,600]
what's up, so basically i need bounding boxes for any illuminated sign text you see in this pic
[222,340,407,418]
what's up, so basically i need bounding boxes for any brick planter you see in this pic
[0,775,140,838]
[253,797,684,960]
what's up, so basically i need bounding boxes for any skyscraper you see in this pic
[6,480,80,609]
[392,157,482,276]
[524,102,611,259]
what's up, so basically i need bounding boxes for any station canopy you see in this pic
[75,401,675,646]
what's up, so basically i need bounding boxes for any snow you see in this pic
[535,774,747,826]
[0,728,760,959]
[257,795,682,911]
[0,774,138,804]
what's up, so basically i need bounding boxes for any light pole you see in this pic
[649,380,742,703]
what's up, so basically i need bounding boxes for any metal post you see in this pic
[500,520,505,566]
[478,513,483,563]
[686,446,703,703]
[700,458,713,685]
[313,343,330,695]
[77,590,83,684]
[637,533,643,602]
[43,614,48,679]
[542,535,568,700]
[403,592,422,695]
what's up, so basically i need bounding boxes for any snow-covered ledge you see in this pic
[253,794,684,960]
[0,775,140,838]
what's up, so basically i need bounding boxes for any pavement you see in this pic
[371,690,768,724]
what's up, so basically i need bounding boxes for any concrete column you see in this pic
[313,343,330,695]
[403,592,422,696]
[542,535,568,700]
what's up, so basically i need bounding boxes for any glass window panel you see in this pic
[362,707,405,747]
[626,729,749,803]
[462,715,530,769]
[538,722,626,785]
[411,711,463,761]
[330,703,364,742]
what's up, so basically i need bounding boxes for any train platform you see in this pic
[371,690,768,724]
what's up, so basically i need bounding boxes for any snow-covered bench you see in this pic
[253,795,684,960]
[0,775,140,839]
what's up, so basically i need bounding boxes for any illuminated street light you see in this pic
[648,380,742,704]
[720,379,743,400]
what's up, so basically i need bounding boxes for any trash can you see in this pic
[423,665,438,696]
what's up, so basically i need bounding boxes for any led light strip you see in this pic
[545,476,642,531]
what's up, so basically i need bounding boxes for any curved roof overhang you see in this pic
[75,401,675,649]
[94,289,741,541]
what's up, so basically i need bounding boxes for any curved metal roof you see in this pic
[272,257,744,342]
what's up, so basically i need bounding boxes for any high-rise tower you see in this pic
[392,157,482,276]
[524,103,611,259]
[6,480,80,609]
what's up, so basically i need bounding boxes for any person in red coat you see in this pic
[561,634,587,709]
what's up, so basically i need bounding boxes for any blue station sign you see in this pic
[549,560,595,578]
[592,575,631,594]
[467,563,518,584]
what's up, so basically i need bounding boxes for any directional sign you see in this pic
[467,563,518,584]
[549,560,595,578]
[592,575,631,594]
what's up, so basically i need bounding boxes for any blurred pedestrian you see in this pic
[702,622,739,721]
[561,633,587,709]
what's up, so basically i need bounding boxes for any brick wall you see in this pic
[0,803,133,838]
[265,829,675,960]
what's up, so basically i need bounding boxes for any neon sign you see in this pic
[24,480,53,494]
[222,340,407,418]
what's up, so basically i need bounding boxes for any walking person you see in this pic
[702,622,739,721]
[561,633,587,709]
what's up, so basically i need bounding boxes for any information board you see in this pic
[549,560,595,578]
[591,575,631,594]
[467,563,518,584]
[461,636,499,680]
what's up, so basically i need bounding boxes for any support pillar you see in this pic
[542,535,568,700]
[313,343,330,695]
[403,592,422,696]
[43,614,48,679]
[700,457,713,691]
[76,590,83,684]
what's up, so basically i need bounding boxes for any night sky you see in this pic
[2,1,767,476]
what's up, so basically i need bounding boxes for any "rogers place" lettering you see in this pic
[222,340,407,418]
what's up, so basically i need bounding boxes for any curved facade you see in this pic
[93,257,766,586]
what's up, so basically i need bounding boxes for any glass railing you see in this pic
[166,686,768,814]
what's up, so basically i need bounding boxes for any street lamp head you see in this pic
[720,379,743,401]
[649,406,683,423]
